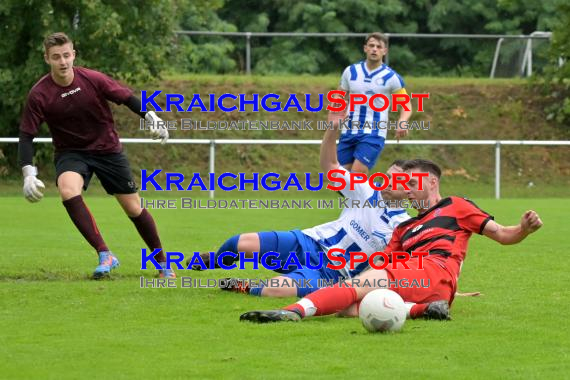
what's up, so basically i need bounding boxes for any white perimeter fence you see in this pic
[2,138,569,199]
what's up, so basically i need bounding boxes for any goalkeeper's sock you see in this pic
[62,195,109,253]
[283,284,357,318]
[129,209,165,262]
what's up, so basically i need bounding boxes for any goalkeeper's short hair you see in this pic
[44,32,73,53]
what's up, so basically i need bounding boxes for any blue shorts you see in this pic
[258,230,342,297]
[337,134,385,170]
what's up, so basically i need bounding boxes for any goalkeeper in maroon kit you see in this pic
[240,159,543,322]
[18,32,173,279]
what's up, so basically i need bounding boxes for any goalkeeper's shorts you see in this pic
[55,151,137,195]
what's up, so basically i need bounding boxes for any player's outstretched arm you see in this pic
[319,118,340,173]
[482,210,543,245]
[327,86,348,129]
[321,85,347,172]
[124,96,169,144]
[394,89,412,142]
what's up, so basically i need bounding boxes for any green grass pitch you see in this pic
[0,195,568,379]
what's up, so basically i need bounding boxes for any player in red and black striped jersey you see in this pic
[240,159,543,323]
[18,32,172,279]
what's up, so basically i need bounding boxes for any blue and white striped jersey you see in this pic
[339,61,405,138]
[302,166,410,278]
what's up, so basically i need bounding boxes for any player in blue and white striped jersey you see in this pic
[301,170,409,281]
[330,32,412,174]
[193,124,410,298]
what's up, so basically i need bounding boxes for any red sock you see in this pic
[410,303,429,319]
[129,209,166,262]
[62,195,108,253]
[284,284,358,318]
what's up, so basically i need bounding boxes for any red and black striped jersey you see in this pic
[385,196,493,267]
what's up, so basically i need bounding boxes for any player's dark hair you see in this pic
[389,159,407,168]
[44,32,73,53]
[365,32,388,47]
[402,159,442,179]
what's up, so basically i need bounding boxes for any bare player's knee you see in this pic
[59,185,81,200]
[116,193,143,217]
[57,171,83,200]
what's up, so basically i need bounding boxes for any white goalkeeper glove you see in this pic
[22,165,45,203]
[145,111,169,144]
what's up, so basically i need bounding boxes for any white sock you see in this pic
[297,298,317,317]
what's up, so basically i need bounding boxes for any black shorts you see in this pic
[55,151,138,195]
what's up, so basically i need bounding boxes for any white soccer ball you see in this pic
[359,289,407,333]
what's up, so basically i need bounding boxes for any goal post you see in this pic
[490,31,552,78]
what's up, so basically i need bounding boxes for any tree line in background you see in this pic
[176,0,563,77]
[0,0,568,172]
